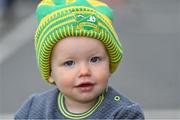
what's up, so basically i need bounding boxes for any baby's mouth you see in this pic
[75,82,95,92]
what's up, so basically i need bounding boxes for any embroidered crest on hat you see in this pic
[76,13,99,32]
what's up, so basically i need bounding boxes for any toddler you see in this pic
[15,0,144,119]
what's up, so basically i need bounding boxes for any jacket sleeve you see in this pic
[114,103,145,119]
[14,94,35,119]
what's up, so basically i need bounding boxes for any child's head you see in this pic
[49,36,110,102]
[35,0,123,82]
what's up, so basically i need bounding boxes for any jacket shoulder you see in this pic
[15,87,59,119]
[103,86,144,119]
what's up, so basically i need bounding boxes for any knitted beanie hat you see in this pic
[35,0,123,81]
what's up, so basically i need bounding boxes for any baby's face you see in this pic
[49,37,110,103]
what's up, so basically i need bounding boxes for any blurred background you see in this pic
[0,0,179,119]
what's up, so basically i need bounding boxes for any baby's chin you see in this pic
[76,90,104,102]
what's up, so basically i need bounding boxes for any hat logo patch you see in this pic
[87,16,96,22]
[75,13,99,32]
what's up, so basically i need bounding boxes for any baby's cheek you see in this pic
[57,77,68,86]
[96,71,109,83]
[55,79,69,92]
[99,65,110,78]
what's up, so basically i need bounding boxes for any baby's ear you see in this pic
[48,76,55,84]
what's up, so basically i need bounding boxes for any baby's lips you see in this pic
[75,81,95,87]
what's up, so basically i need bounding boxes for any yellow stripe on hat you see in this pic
[38,0,55,7]
[66,0,76,5]
[87,0,108,7]
[35,14,73,49]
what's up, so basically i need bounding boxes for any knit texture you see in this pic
[15,86,144,119]
[35,0,123,81]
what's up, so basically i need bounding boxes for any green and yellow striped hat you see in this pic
[35,0,123,81]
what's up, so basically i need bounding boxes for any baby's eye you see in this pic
[90,56,100,64]
[63,60,75,67]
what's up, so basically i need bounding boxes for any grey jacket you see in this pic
[15,86,144,119]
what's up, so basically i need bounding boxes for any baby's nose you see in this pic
[78,63,91,77]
